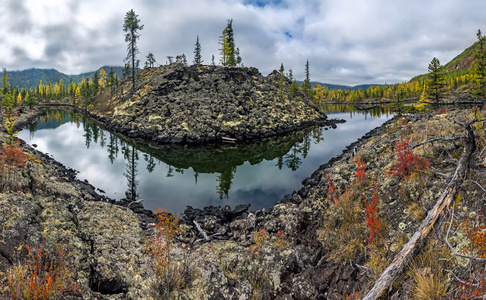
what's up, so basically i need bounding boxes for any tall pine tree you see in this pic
[123,9,144,93]
[473,29,486,101]
[427,57,444,104]
[193,35,203,67]
[302,60,312,101]
[219,19,237,66]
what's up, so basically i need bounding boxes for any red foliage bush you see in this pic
[435,107,449,115]
[354,155,366,183]
[388,131,430,177]
[364,181,380,243]
[6,243,79,299]
[327,174,338,204]
[456,211,486,299]
[1,143,26,168]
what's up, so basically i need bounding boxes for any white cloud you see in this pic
[1,0,484,85]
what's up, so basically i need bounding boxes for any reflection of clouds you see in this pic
[19,112,393,213]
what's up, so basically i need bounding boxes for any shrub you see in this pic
[354,155,365,183]
[253,228,268,248]
[456,211,486,299]
[388,131,430,178]
[364,181,380,243]
[0,142,27,192]
[327,174,338,204]
[435,107,449,115]
[148,208,188,297]
[6,242,79,299]
[247,246,271,300]
[274,230,289,250]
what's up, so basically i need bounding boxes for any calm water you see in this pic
[19,105,393,212]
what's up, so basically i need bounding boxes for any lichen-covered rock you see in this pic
[0,121,155,299]
[90,64,333,144]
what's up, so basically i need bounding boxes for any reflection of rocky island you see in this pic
[89,64,332,144]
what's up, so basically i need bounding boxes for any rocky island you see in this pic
[84,64,340,144]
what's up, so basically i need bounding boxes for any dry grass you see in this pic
[409,241,450,299]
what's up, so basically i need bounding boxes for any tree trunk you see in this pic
[363,120,476,300]
[131,30,136,93]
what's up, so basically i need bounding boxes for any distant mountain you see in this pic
[7,69,72,90]
[297,81,386,90]
[6,66,125,90]
[68,66,126,83]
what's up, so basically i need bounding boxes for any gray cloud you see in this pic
[0,0,484,85]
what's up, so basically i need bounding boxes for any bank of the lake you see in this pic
[20,105,393,212]
[2,105,485,299]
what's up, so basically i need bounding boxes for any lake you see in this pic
[19,104,393,212]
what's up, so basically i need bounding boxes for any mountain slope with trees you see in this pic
[5,66,125,90]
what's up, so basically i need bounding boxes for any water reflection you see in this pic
[20,106,393,212]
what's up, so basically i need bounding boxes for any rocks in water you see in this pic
[92,64,334,144]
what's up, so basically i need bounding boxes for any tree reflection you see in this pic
[33,107,392,203]
[217,166,236,199]
[144,153,156,173]
[123,145,139,201]
[107,134,118,164]
[83,119,92,149]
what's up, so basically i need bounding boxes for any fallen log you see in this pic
[363,119,477,300]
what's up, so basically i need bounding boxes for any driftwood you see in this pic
[363,119,478,300]
[193,220,222,243]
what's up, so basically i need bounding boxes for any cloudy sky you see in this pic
[0,0,484,86]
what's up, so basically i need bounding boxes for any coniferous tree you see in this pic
[123,9,144,93]
[236,47,242,66]
[427,57,444,104]
[98,68,107,90]
[302,60,312,101]
[219,19,237,66]
[278,63,286,98]
[92,71,100,96]
[1,68,10,95]
[193,35,203,67]
[473,29,486,101]
[122,63,131,79]
[145,52,156,69]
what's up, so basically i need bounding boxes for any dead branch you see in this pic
[193,220,222,243]
[193,220,209,241]
[363,118,478,300]
[412,136,462,149]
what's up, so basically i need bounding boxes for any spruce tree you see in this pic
[145,52,156,69]
[302,60,312,101]
[92,71,100,96]
[123,9,144,93]
[193,35,203,67]
[219,19,237,66]
[427,57,444,104]
[2,68,10,95]
[473,29,486,101]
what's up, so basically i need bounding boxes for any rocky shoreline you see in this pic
[1,105,484,299]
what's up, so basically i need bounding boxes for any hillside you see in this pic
[87,64,335,144]
[411,40,478,82]
[5,66,125,90]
